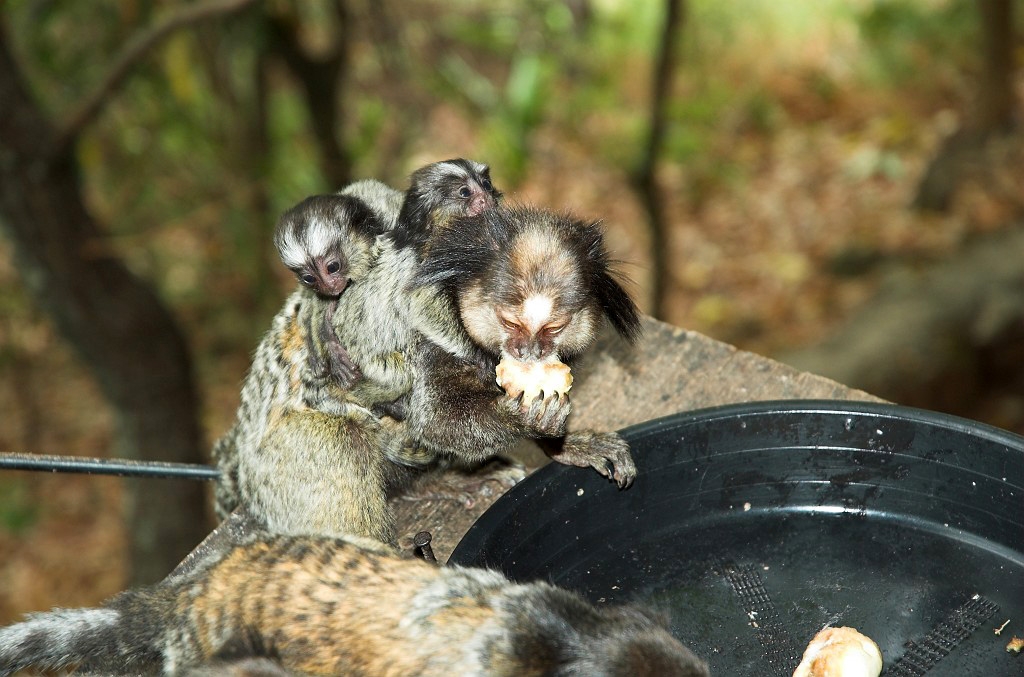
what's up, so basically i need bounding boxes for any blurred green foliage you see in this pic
[433,3,577,182]
[857,0,979,85]
[0,478,38,535]
[0,0,999,353]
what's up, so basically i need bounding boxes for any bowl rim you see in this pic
[451,398,1024,564]
[614,398,1024,450]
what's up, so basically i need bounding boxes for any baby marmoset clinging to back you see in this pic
[394,157,502,252]
[273,160,504,408]
[213,160,504,540]
[272,189,397,396]
[210,192,392,532]
[0,533,709,677]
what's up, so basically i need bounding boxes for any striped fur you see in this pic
[0,534,708,677]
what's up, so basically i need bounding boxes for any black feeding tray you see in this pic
[449,400,1024,676]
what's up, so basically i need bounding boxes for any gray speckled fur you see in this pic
[211,289,312,524]
[213,176,474,539]
[0,534,708,677]
[214,162,642,543]
[340,179,404,230]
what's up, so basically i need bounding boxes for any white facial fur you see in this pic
[459,284,504,349]
[520,294,554,335]
[278,215,340,269]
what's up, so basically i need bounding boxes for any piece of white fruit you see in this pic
[792,626,882,677]
[495,354,573,402]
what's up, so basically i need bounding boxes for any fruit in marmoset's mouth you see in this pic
[495,355,573,401]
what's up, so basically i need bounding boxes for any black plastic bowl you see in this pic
[449,400,1024,676]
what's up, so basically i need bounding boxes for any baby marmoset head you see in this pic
[414,203,642,363]
[273,193,386,297]
[398,158,503,242]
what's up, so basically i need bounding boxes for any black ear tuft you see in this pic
[412,211,497,289]
[344,195,386,237]
[576,219,642,343]
[594,266,643,343]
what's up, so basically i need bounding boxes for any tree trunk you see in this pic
[977,0,1015,132]
[266,1,352,189]
[0,28,209,585]
[777,227,1024,419]
[912,0,1016,212]
[633,0,685,319]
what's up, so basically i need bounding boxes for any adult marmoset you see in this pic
[405,203,643,487]
[211,192,396,532]
[0,533,709,677]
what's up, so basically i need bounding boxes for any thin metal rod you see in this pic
[0,452,220,480]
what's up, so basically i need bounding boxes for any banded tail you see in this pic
[0,606,132,676]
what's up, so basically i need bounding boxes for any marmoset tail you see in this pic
[0,534,709,677]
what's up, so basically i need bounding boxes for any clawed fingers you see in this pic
[592,456,636,490]
[574,433,637,489]
[613,454,637,489]
[519,392,571,435]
